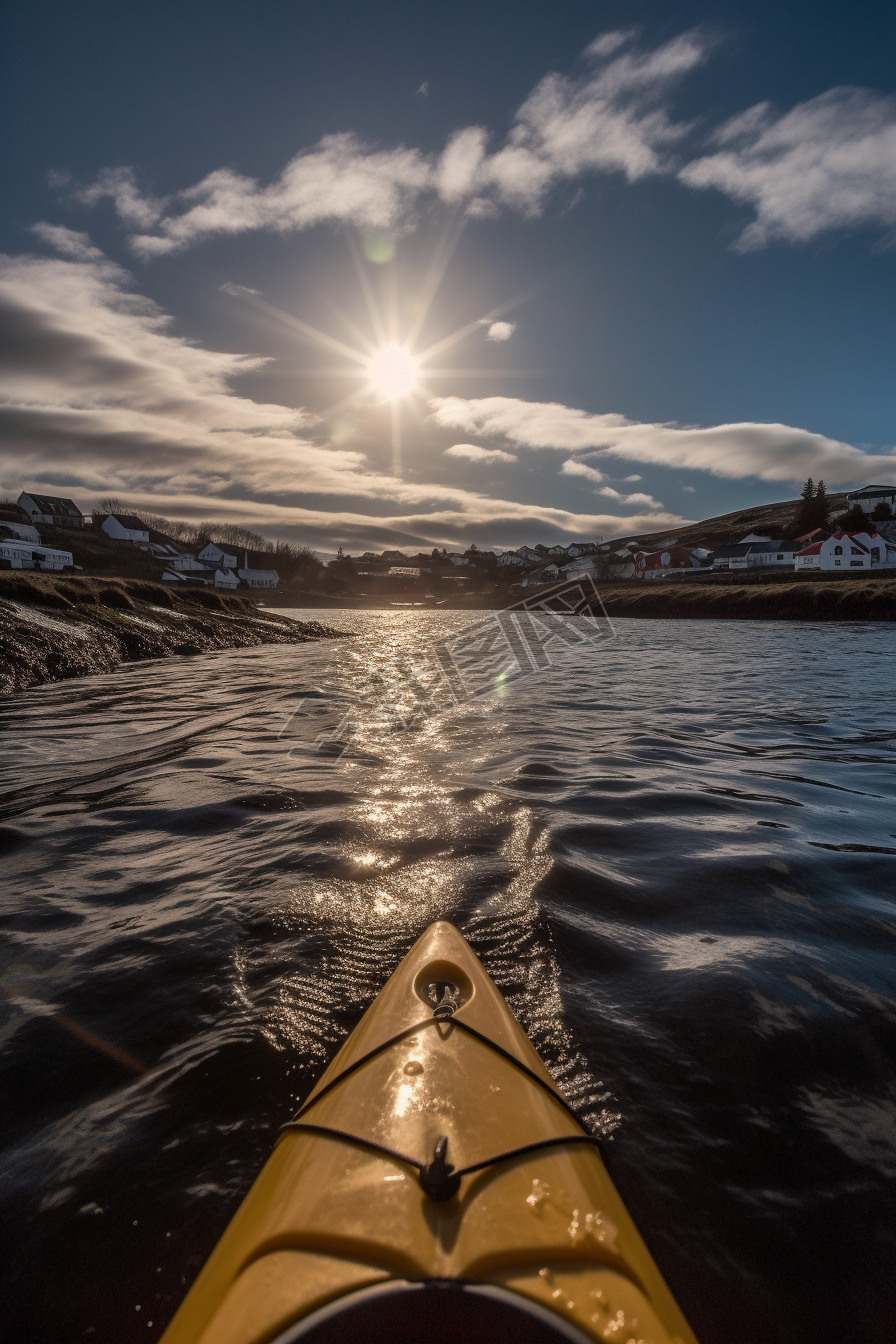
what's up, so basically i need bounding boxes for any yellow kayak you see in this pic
[160,921,698,1344]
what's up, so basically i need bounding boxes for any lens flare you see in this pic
[366,344,420,402]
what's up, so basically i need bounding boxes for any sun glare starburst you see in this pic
[366,344,420,402]
[222,222,523,475]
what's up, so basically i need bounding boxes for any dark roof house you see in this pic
[17,492,84,527]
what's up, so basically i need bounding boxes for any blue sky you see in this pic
[2,0,895,551]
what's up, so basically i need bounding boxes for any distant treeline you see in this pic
[93,499,320,564]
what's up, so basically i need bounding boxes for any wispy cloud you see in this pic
[444,443,517,463]
[30,224,104,262]
[598,485,664,508]
[681,88,896,248]
[76,166,165,230]
[431,394,896,485]
[479,29,705,212]
[562,458,664,508]
[71,31,707,256]
[220,281,263,298]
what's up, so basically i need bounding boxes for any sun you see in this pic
[366,344,420,402]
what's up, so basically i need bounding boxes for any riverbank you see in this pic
[269,572,896,619]
[0,574,347,694]
[588,575,896,620]
[596,574,896,620]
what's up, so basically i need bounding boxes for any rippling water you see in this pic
[1,611,895,1344]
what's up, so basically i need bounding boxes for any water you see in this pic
[1,612,894,1343]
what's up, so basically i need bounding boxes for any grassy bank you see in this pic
[0,574,347,695]
[596,575,896,620]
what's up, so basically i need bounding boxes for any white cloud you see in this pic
[125,136,434,258]
[598,486,664,508]
[444,443,517,463]
[561,458,604,483]
[681,88,896,248]
[682,484,696,493]
[72,31,707,255]
[481,29,706,212]
[437,127,489,202]
[430,394,896,486]
[486,320,516,342]
[624,473,641,481]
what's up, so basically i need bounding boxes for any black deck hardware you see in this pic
[418,1136,461,1201]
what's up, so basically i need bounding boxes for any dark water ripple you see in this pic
[1,614,895,1343]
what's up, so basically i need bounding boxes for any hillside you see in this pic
[608,491,850,553]
[0,514,327,589]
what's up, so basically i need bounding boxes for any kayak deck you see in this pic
[160,921,698,1344]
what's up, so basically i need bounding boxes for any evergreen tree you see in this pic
[813,479,829,529]
[794,478,817,534]
[839,503,869,532]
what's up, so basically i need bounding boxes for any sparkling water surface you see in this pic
[1,612,894,1343]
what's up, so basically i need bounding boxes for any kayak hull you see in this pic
[160,921,698,1344]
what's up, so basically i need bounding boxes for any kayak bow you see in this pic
[160,921,697,1344]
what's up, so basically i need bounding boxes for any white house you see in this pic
[794,531,889,571]
[214,568,239,589]
[560,556,599,580]
[17,492,84,528]
[497,551,525,567]
[101,513,150,543]
[0,521,41,542]
[0,541,73,570]
[745,540,798,568]
[168,553,211,573]
[233,550,279,588]
[237,566,279,589]
[199,542,238,568]
[711,540,796,571]
[608,556,637,580]
[845,485,896,515]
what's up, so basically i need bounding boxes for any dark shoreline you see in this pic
[0,575,347,695]
[269,572,896,620]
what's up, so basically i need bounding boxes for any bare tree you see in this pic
[94,496,127,518]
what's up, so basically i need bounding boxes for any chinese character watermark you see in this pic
[280,575,615,758]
